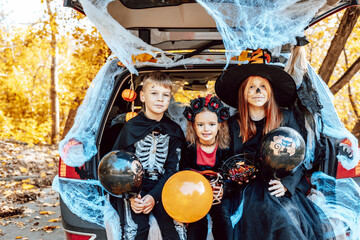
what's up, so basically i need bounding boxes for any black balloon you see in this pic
[260,127,305,179]
[98,150,143,198]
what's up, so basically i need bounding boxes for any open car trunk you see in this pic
[58,1,360,239]
[64,0,359,49]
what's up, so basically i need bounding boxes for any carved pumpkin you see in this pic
[126,112,138,122]
[122,89,137,102]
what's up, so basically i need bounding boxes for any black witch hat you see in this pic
[215,49,296,108]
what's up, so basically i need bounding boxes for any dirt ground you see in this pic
[0,140,65,240]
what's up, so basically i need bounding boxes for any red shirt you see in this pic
[196,143,218,167]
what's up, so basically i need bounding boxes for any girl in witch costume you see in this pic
[180,95,233,240]
[111,72,185,240]
[215,50,324,240]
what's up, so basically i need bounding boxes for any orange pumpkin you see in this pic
[126,112,138,122]
[122,89,137,102]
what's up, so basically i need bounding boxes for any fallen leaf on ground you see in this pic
[3,190,13,197]
[0,206,24,218]
[4,182,19,188]
[17,222,24,227]
[7,191,39,204]
[40,211,55,215]
[48,218,60,222]
[22,183,35,190]
[42,225,58,232]
[42,202,53,207]
[23,208,35,214]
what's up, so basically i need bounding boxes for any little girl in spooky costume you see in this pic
[180,95,233,240]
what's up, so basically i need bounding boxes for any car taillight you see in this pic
[59,157,86,179]
[336,160,360,179]
[65,230,96,240]
[58,139,85,179]
[336,138,360,179]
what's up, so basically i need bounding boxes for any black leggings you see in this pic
[131,200,180,240]
[187,202,232,240]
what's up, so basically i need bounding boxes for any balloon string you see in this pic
[130,74,135,112]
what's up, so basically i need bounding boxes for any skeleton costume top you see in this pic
[113,112,184,202]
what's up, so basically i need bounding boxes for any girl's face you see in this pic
[194,110,220,144]
[245,76,270,108]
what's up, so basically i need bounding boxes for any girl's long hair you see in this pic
[186,108,230,149]
[237,76,282,142]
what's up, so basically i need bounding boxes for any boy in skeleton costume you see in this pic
[112,72,184,240]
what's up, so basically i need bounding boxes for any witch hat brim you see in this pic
[215,64,296,108]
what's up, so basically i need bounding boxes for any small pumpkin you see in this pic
[122,89,137,102]
[126,112,138,122]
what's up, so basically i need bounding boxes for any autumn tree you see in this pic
[306,6,360,140]
[1,2,358,145]
[44,0,60,144]
[0,27,51,144]
[0,0,109,144]
[318,7,360,86]
[58,21,111,139]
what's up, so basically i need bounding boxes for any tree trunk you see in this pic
[351,119,360,141]
[318,6,360,85]
[47,0,59,145]
[330,56,360,95]
[61,97,82,140]
[342,50,360,142]
[348,85,359,118]
[50,52,59,144]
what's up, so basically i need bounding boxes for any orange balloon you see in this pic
[162,170,213,223]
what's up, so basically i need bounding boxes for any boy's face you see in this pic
[140,82,171,120]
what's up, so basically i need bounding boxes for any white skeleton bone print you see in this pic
[134,133,169,174]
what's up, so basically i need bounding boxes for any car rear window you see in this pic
[120,0,196,9]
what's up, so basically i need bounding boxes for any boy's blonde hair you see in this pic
[142,71,172,92]
[185,108,230,149]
